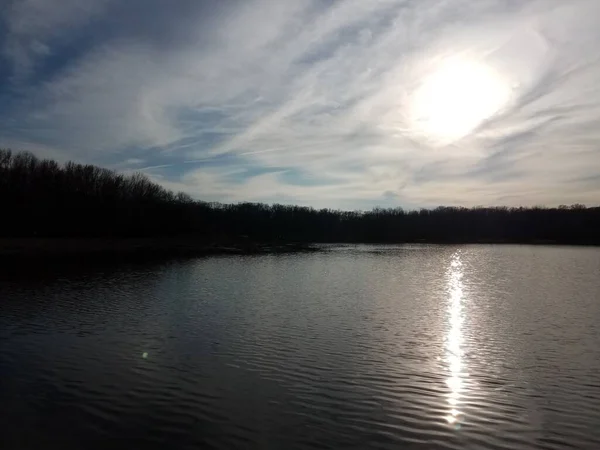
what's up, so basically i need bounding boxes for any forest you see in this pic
[1,148,599,245]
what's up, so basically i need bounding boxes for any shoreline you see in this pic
[0,237,319,262]
[1,238,599,262]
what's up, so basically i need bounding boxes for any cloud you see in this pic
[2,0,113,79]
[1,0,599,208]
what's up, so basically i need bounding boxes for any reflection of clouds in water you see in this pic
[446,252,466,427]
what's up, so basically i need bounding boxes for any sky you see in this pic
[1,0,599,210]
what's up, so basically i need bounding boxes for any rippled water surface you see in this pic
[2,245,600,449]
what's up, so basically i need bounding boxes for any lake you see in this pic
[1,245,600,449]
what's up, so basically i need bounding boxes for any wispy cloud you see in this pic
[1,0,599,208]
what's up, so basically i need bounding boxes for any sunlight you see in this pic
[410,57,510,144]
[445,252,467,428]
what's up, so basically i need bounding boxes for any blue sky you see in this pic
[1,0,599,209]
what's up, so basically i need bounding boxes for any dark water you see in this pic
[2,245,600,449]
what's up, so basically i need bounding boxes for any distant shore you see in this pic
[0,237,319,263]
[2,238,599,265]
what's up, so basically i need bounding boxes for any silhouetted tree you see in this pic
[1,149,599,244]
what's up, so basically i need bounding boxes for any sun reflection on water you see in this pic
[446,251,466,427]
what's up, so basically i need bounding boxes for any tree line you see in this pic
[1,149,599,244]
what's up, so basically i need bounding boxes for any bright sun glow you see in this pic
[410,58,510,144]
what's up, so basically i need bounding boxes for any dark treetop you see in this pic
[1,149,599,244]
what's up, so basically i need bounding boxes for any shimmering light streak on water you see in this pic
[445,251,466,428]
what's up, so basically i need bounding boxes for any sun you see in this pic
[410,58,509,145]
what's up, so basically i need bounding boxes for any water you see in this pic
[1,245,600,449]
